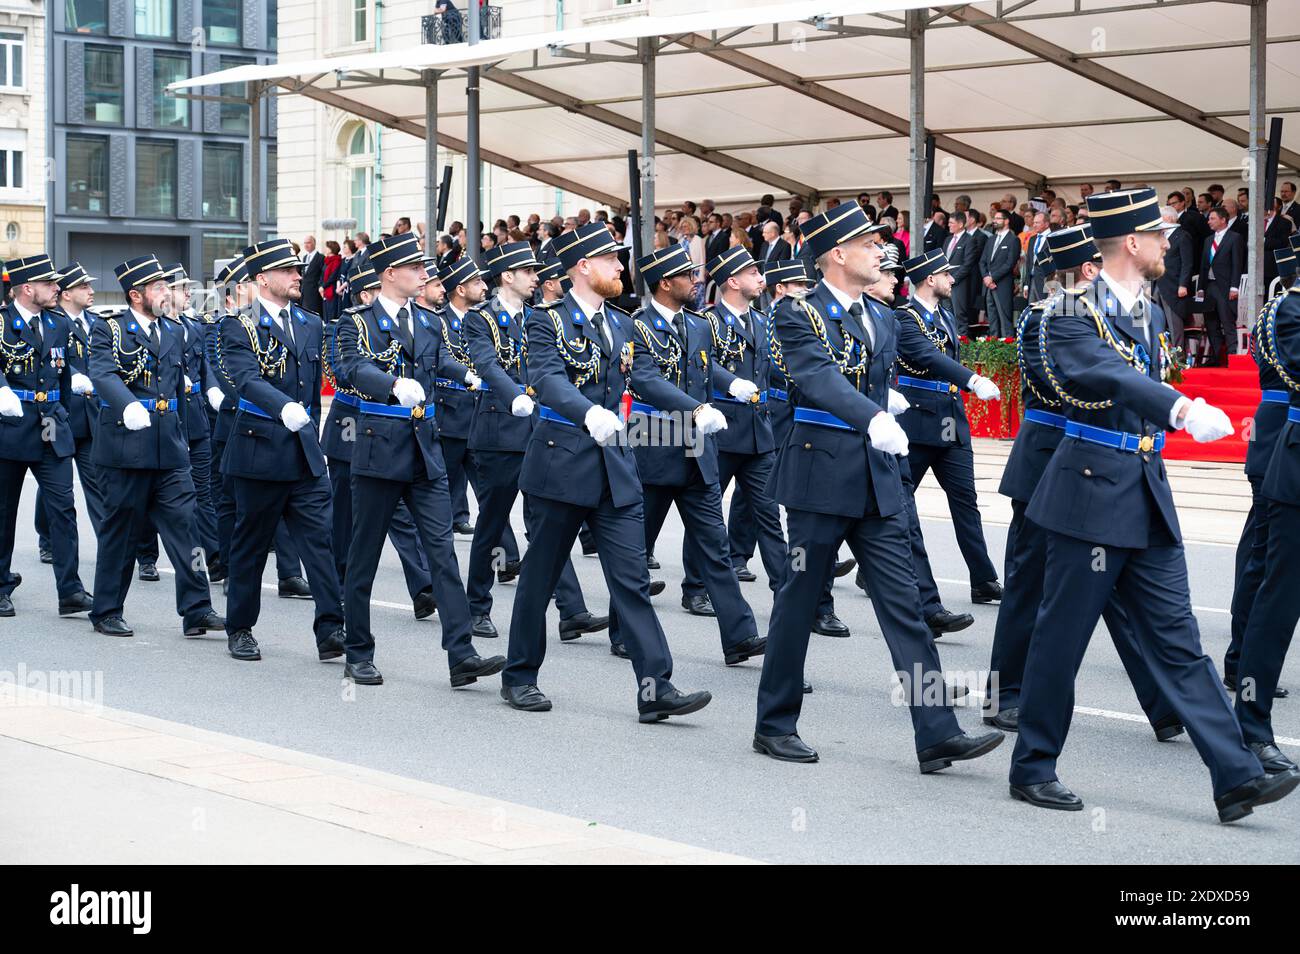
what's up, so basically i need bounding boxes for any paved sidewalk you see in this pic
[0,683,758,865]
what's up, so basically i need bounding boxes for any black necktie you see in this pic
[396,306,413,349]
[848,301,872,351]
[590,311,607,350]
[672,312,686,345]
[147,321,159,352]
[279,308,293,349]
[28,316,41,345]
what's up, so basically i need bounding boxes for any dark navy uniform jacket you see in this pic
[53,305,97,443]
[770,281,904,519]
[0,302,75,462]
[215,301,326,482]
[627,302,720,487]
[433,304,477,441]
[334,298,457,484]
[88,310,189,471]
[999,300,1065,504]
[1025,277,1183,549]
[1246,285,1296,482]
[765,301,795,443]
[1261,287,1300,505]
[321,317,351,462]
[170,311,211,443]
[203,313,240,445]
[519,291,641,510]
[893,296,975,447]
[705,301,775,455]
[464,293,531,452]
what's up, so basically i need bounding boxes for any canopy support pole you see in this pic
[467,1,482,263]
[1247,0,1267,318]
[639,35,656,270]
[247,81,263,247]
[424,69,440,254]
[907,10,926,255]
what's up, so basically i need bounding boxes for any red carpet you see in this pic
[1163,354,1258,464]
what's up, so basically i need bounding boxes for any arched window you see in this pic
[342,124,374,235]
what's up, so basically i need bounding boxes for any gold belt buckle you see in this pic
[948,383,959,395]
[1138,434,1154,453]
[411,404,425,420]
[749,392,760,405]
[155,399,168,413]
[34,391,47,402]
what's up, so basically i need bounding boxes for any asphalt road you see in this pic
[2,471,1297,864]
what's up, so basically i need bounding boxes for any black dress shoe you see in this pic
[344,661,383,685]
[1216,770,1300,823]
[855,568,870,595]
[681,593,716,617]
[39,546,53,565]
[983,707,1019,731]
[413,589,437,620]
[813,613,850,637]
[453,521,475,535]
[207,562,227,583]
[1223,673,1289,698]
[724,635,767,666]
[496,559,522,584]
[317,629,345,661]
[638,687,712,723]
[971,580,1003,604]
[0,595,13,617]
[647,552,661,570]
[1250,741,1299,775]
[610,642,629,659]
[278,575,312,599]
[803,681,813,694]
[450,653,506,688]
[58,591,94,616]
[501,684,551,711]
[581,539,598,557]
[138,562,160,582]
[93,616,133,637]
[471,614,498,638]
[926,609,975,636]
[834,557,857,578]
[227,629,262,661]
[183,611,225,637]
[1152,714,1186,742]
[1010,780,1084,811]
[734,562,757,582]
[558,612,610,641]
[917,730,1004,773]
[753,733,818,762]
[649,580,666,597]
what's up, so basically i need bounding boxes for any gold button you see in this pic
[1083,467,1093,477]
[547,440,555,447]
[804,442,812,450]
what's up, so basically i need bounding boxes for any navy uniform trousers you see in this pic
[34,438,103,559]
[857,466,946,617]
[0,447,83,600]
[904,442,998,587]
[440,435,519,562]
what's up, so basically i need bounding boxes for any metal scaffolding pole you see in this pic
[907,10,926,256]
[466,3,482,263]
[1247,0,1267,318]
[639,36,656,269]
[424,69,439,254]
[248,81,262,247]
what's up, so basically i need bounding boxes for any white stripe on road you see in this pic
[932,577,1231,616]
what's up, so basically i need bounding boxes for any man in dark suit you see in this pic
[1280,181,1297,224]
[1169,191,1208,280]
[1264,197,1294,291]
[1156,211,1195,349]
[704,212,730,263]
[756,220,791,267]
[1200,206,1245,365]
[1021,211,1053,303]
[300,236,324,316]
[1001,194,1025,236]
[922,211,947,253]
[875,191,899,224]
[941,212,976,334]
[979,209,1020,337]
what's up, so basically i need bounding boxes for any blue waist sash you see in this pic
[768,387,789,401]
[1024,409,1067,430]
[712,388,767,405]
[436,377,468,391]
[897,375,959,395]
[332,392,360,408]
[1261,389,1289,405]
[1064,420,1165,454]
[102,397,176,413]
[1288,407,1300,425]
[538,405,576,427]
[14,389,60,402]
[188,381,201,394]
[793,407,854,431]
[628,400,672,420]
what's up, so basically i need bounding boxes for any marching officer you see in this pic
[680,245,787,617]
[1010,187,1294,822]
[894,248,1004,607]
[35,263,104,565]
[627,243,767,666]
[333,232,505,688]
[983,224,1182,741]
[87,256,223,638]
[212,239,345,662]
[463,242,604,641]
[501,220,712,721]
[1226,238,1299,698]
[0,255,92,617]
[1233,232,1300,775]
[752,204,1002,770]
[422,262,475,537]
[323,260,437,620]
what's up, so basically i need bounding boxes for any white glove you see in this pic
[511,393,535,417]
[728,378,759,403]
[887,388,910,415]
[968,374,1001,402]
[184,375,193,391]
[584,405,624,445]
[280,402,311,433]
[867,411,909,457]
[465,371,482,390]
[71,373,94,395]
[122,401,152,431]
[0,386,21,418]
[207,387,225,412]
[392,378,426,408]
[694,404,728,435]
[1182,397,1233,443]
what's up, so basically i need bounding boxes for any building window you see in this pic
[0,150,22,190]
[0,32,23,90]
[219,56,255,134]
[66,0,109,35]
[66,135,109,214]
[134,0,174,39]
[84,45,125,125]
[203,0,241,46]
[268,0,277,51]
[5,222,17,242]
[266,145,277,221]
[344,125,373,235]
[351,0,368,44]
[202,232,244,282]
[203,142,242,219]
[153,52,189,128]
[136,140,177,218]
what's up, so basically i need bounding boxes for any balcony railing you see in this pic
[422,8,503,45]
